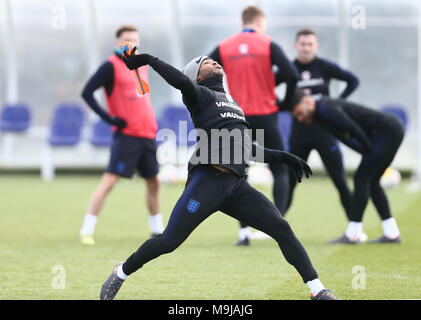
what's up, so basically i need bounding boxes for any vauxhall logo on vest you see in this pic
[216,94,242,111]
[216,94,245,121]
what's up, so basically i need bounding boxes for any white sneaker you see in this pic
[249,231,271,240]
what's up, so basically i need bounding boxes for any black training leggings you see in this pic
[122,165,318,283]
[351,119,404,222]
[285,120,352,220]
[239,113,289,229]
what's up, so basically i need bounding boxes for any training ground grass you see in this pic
[0,174,420,300]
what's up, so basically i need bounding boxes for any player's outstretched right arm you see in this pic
[123,49,199,106]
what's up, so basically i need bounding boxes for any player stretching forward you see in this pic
[99,51,339,300]
[290,90,403,244]
[282,28,359,223]
[79,25,163,245]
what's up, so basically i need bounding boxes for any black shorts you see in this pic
[106,132,159,179]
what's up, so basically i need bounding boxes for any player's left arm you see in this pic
[270,42,300,110]
[321,59,359,98]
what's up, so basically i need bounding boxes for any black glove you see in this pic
[122,47,152,70]
[110,116,127,129]
[280,151,312,183]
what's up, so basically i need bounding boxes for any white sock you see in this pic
[116,264,128,280]
[149,213,164,234]
[306,278,325,296]
[238,227,251,240]
[382,217,400,239]
[345,221,363,240]
[80,213,98,236]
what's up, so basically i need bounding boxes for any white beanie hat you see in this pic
[182,56,211,84]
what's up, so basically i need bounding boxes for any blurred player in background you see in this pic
[79,25,164,245]
[281,28,359,223]
[290,90,403,244]
[208,5,300,246]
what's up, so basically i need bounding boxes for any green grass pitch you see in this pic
[1,174,420,300]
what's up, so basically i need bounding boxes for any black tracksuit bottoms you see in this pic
[122,165,318,283]
[351,118,405,222]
